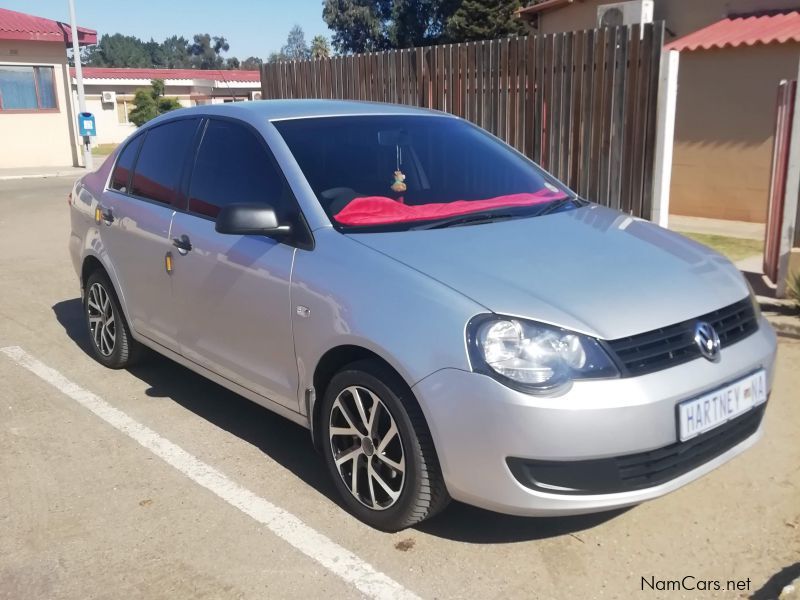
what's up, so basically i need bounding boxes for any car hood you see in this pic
[346,205,751,340]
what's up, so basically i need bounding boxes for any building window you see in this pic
[116,99,130,124]
[0,66,58,111]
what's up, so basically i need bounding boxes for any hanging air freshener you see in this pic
[391,170,407,193]
[390,145,407,193]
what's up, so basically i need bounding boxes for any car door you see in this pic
[99,117,201,352]
[169,118,301,411]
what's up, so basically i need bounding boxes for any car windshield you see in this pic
[272,115,576,232]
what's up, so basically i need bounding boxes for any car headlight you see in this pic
[467,315,619,394]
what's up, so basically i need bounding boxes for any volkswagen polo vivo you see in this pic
[68,100,777,531]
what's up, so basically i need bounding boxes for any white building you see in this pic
[0,7,96,168]
[70,67,262,145]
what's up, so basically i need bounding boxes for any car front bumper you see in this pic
[411,317,778,516]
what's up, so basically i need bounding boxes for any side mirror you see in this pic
[215,203,291,236]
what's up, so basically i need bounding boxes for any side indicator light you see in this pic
[94,207,102,223]
[165,252,173,274]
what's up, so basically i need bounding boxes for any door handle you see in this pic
[172,234,192,254]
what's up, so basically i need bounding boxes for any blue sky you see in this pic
[5,0,330,59]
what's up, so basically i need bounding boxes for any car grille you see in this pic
[605,297,758,377]
[614,403,765,490]
[506,403,766,495]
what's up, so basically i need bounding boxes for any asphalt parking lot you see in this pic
[1,175,798,600]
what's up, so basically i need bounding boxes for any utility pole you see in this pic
[67,0,93,170]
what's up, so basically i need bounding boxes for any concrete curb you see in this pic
[759,297,800,339]
[0,170,84,181]
[767,316,800,339]
[756,296,800,339]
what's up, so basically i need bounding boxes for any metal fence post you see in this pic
[651,49,679,228]
[776,59,800,298]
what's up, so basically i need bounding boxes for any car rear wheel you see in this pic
[84,270,143,369]
[321,359,449,531]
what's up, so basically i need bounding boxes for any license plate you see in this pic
[678,370,767,442]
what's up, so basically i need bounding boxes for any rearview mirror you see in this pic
[215,204,291,236]
[377,129,411,146]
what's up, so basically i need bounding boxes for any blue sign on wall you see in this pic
[78,112,96,137]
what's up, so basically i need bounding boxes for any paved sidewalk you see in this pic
[0,166,89,181]
[669,214,765,240]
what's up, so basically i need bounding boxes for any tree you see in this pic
[389,0,459,47]
[322,0,527,51]
[150,78,166,98]
[144,39,164,67]
[322,0,462,52]
[323,0,390,53]
[84,33,239,69]
[85,33,151,67]
[282,25,310,60]
[310,35,331,59]
[160,35,191,68]
[445,0,527,42]
[241,56,264,70]
[268,51,287,63]
[128,79,182,127]
[225,56,241,69]
[189,33,231,69]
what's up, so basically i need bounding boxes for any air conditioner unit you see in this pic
[101,90,116,104]
[250,91,263,101]
[597,0,654,28]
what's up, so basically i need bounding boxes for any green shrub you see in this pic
[788,270,800,311]
[128,78,182,126]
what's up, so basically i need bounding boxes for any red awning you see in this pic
[666,11,800,51]
[0,7,96,45]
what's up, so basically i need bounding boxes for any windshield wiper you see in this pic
[535,197,577,216]
[410,212,514,230]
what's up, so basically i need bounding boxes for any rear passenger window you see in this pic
[110,134,143,193]
[188,119,292,219]
[131,119,199,206]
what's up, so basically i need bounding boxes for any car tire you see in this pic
[320,359,450,531]
[84,270,144,369]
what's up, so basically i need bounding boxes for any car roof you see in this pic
[149,99,449,126]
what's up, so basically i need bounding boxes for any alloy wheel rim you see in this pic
[87,282,116,357]
[329,385,406,511]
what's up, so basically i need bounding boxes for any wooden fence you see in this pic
[261,23,665,219]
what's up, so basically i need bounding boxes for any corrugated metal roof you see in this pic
[0,7,96,45]
[70,67,261,83]
[666,11,800,51]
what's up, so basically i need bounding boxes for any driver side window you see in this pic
[188,119,293,220]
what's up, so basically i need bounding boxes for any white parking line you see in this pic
[0,346,420,600]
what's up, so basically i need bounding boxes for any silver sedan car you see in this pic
[69,100,777,531]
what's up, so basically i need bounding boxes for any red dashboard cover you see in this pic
[334,189,567,226]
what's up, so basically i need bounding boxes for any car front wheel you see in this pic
[321,360,449,531]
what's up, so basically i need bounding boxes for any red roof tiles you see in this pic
[0,7,96,45]
[666,11,800,51]
[70,67,261,82]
